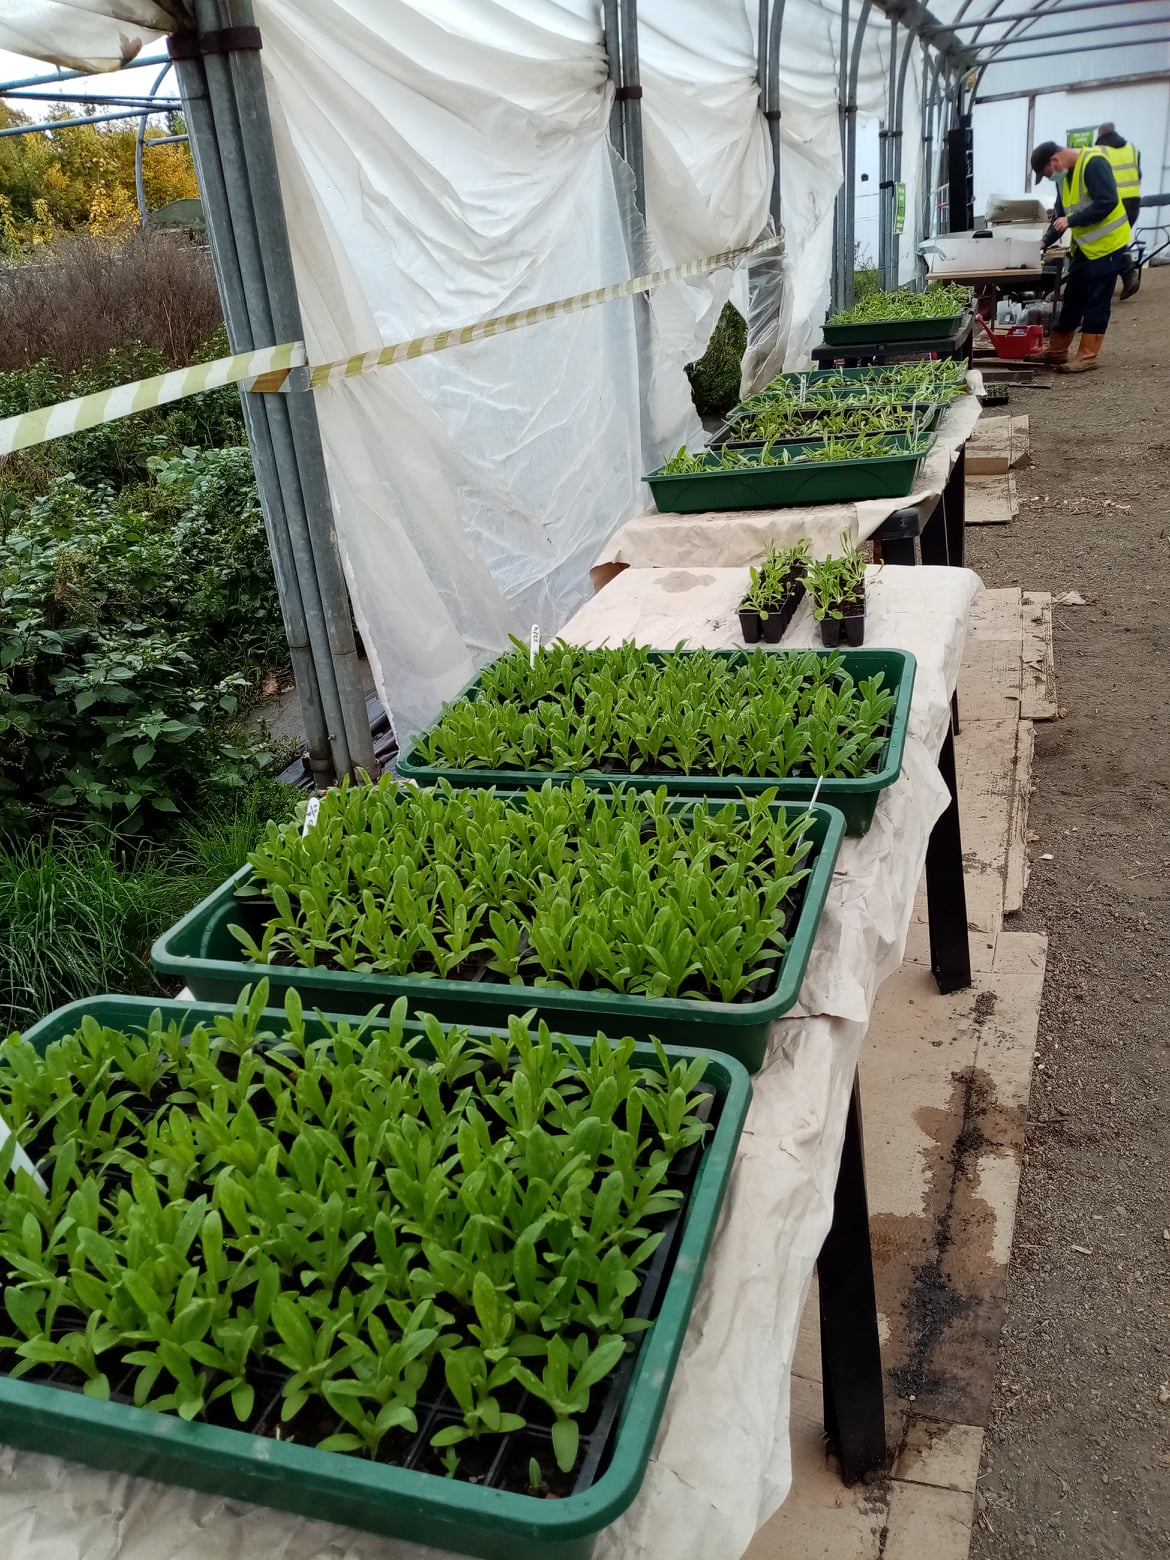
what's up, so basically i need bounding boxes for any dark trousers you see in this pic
[1057,249,1127,335]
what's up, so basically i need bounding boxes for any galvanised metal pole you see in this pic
[842,0,875,311]
[618,0,646,231]
[134,62,174,229]
[831,0,852,314]
[765,0,788,228]
[169,27,336,788]
[878,21,896,291]
[195,0,376,778]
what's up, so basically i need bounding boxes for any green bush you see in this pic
[0,779,298,1033]
[685,303,746,418]
[0,458,282,832]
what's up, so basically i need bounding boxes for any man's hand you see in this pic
[1052,216,1069,234]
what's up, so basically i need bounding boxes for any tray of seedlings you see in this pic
[737,540,810,643]
[153,781,846,1070]
[732,357,969,416]
[644,430,935,512]
[0,989,751,1559]
[821,282,974,346]
[806,539,871,647]
[395,641,915,834]
[710,399,942,451]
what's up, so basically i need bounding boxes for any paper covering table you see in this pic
[0,567,980,1560]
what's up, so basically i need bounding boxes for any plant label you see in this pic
[302,795,322,837]
[0,1110,47,1193]
[529,624,540,668]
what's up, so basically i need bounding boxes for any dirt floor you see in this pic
[966,267,1170,1559]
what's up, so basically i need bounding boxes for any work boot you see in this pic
[1058,333,1105,374]
[1119,268,1141,300]
[1039,329,1075,365]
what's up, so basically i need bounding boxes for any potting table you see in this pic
[810,310,975,369]
[0,569,980,1560]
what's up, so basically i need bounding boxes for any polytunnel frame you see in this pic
[5,0,1115,783]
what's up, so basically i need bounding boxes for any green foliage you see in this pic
[685,303,746,418]
[736,359,968,415]
[235,780,817,1004]
[744,540,810,618]
[826,281,972,327]
[0,991,712,1479]
[727,400,936,445]
[0,781,298,1033]
[0,337,243,495]
[0,343,284,832]
[805,537,871,623]
[657,430,930,476]
[414,642,895,781]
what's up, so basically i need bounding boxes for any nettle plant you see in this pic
[805,536,871,623]
[234,780,815,1004]
[414,644,895,782]
[0,988,714,1483]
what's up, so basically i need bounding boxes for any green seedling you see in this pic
[0,994,718,1486]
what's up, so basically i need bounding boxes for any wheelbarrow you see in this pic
[975,315,1044,360]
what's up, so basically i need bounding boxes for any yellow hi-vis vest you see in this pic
[1064,148,1132,260]
[1099,141,1141,201]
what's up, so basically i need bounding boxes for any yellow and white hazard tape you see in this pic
[0,343,306,458]
[0,233,781,457]
[305,232,783,388]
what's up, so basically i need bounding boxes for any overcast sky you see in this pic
[0,48,175,118]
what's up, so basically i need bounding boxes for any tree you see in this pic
[0,106,198,250]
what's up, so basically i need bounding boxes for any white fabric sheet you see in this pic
[0,565,980,1560]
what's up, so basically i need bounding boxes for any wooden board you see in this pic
[965,471,1017,526]
[1009,414,1030,467]
[967,417,1014,476]
[1020,590,1057,720]
[960,587,1023,721]
[1004,719,1035,916]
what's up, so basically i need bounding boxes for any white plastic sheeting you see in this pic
[0,564,982,1560]
[0,0,168,71]
[250,0,788,744]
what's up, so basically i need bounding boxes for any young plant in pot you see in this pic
[806,539,871,647]
[737,540,811,645]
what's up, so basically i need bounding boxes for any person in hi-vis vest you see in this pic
[1030,139,1132,374]
[1096,121,1142,300]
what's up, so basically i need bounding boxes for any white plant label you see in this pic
[529,623,541,668]
[302,795,322,836]
[0,1111,47,1193]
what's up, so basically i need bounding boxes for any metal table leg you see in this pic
[818,1074,887,1484]
[925,723,972,994]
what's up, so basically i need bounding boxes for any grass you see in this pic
[0,779,298,1034]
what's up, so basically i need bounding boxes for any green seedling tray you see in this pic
[152,800,845,1073]
[394,647,914,834]
[710,413,942,450]
[819,308,971,346]
[4,998,751,1560]
[644,437,933,512]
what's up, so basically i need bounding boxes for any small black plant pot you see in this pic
[819,599,866,647]
[738,605,762,644]
[761,611,783,643]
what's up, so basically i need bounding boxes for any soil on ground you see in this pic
[967,267,1170,1559]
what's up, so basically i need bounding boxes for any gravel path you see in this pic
[967,266,1170,1559]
